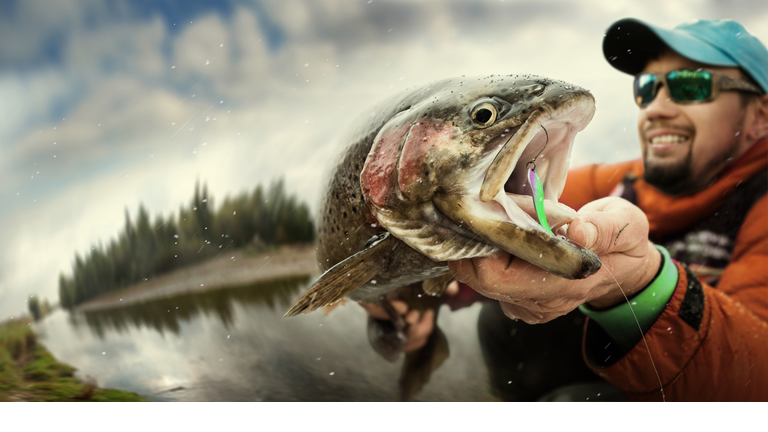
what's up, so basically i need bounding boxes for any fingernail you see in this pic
[582,222,598,247]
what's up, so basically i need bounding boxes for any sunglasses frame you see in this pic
[634,68,764,107]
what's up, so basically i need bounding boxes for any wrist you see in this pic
[587,241,661,310]
[579,245,679,352]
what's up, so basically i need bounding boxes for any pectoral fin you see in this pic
[284,232,394,317]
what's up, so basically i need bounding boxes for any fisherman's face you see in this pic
[637,51,754,195]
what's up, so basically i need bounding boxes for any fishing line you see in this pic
[494,122,666,400]
[568,236,666,402]
[527,125,554,235]
[600,262,666,402]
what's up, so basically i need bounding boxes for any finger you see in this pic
[500,302,561,324]
[446,280,460,296]
[403,310,435,353]
[451,254,521,298]
[567,197,649,255]
[405,309,421,326]
[447,259,477,286]
[358,302,389,320]
[409,309,435,340]
[389,300,408,315]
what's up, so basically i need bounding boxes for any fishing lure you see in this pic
[526,125,554,235]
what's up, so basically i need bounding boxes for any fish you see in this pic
[285,74,599,318]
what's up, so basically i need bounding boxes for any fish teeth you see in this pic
[650,134,687,144]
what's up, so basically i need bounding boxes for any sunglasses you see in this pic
[634,69,763,107]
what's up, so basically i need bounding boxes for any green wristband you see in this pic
[579,245,678,352]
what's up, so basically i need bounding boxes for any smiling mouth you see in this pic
[650,134,688,145]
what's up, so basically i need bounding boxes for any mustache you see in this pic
[642,122,695,139]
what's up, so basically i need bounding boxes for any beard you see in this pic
[642,131,742,196]
[643,146,695,195]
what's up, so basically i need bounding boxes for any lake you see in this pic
[34,276,611,401]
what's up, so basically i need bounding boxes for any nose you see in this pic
[642,84,679,119]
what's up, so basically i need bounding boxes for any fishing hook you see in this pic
[526,125,549,172]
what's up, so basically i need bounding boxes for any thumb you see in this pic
[566,197,649,255]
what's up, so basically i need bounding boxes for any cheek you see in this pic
[361,122,412,208]
[689,101,742,147]
[397,121,457,200]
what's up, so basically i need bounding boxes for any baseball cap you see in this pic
[603,18,768,93]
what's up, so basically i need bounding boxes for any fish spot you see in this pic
[343,211,347,218]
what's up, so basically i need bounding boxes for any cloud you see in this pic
[2,0,768,318]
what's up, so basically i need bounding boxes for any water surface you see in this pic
[36,277,499,401]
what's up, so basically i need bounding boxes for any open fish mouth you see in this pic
[481,97,594,232]
[433,96,601,279]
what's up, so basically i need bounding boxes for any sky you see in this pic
[2,0,767,319]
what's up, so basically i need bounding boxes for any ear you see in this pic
[747,94,768,141]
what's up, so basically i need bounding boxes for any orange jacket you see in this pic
[561,138,768,401]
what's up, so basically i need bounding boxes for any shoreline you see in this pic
[76,244,320,312]
[0,318,145,402]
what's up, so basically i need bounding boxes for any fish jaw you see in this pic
[434,95,601,279]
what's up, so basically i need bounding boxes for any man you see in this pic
[449,18,768,401]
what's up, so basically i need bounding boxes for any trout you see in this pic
[286,74,599,318]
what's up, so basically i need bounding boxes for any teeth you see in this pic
[650,134,687,144]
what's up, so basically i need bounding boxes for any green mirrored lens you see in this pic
[635,74,657,106]
[668,70,712,102]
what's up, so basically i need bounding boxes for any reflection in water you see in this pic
[37,277,496,401]
[36,277,619,401]
[70,277,309,339]
[399,324,450,401]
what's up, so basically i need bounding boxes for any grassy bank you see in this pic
[0,318,145,402]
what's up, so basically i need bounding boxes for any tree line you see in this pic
[58,180,314,309]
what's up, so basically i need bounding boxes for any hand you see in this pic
[360,301,435,353]
[448,197,661,324]
[358,281,460,353]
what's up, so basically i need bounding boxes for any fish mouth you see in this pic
[480,99,594,231]
[434,96,601,279]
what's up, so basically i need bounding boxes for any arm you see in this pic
[586,195,768,401]
[448,195,768,401]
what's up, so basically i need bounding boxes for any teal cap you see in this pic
[603,18,768,93]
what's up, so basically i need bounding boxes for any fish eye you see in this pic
[471,102,497,128]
